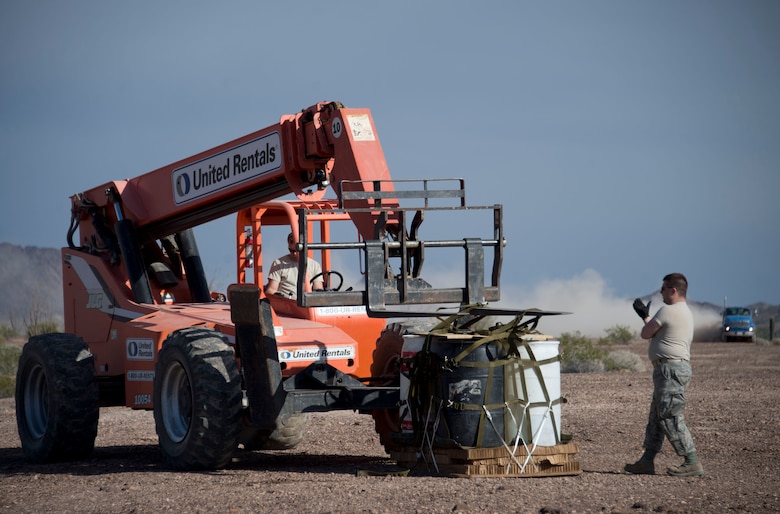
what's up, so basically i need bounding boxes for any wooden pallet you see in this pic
[391,442,581,478]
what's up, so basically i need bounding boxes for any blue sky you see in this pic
[1,2,778,334]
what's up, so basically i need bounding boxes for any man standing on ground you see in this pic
[625,272,704,477]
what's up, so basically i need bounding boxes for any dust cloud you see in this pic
[498,269,721,340]
[334,261,722,341]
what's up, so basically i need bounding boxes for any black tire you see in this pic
[370,323,406,454]
[15,333,99,463]
[239,412,310,451]
[153,327,242,470]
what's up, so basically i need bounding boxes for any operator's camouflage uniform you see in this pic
[643,360,696,455]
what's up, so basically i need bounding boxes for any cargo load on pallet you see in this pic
[385,307,580,477]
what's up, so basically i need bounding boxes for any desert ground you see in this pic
[2,341,779,514]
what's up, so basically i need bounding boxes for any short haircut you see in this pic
[663,272,688,297]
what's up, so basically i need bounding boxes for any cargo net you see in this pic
[401,307,567,475]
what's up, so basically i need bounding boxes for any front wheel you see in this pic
[154,327,242,470]
[15,333,99,463]
[370,323,406,454]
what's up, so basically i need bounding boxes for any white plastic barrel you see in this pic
[399,335,426,433]
[515,339,561,446]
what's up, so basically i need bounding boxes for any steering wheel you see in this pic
[310,270,343,291]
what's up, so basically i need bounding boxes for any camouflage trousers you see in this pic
[643,360,697,456]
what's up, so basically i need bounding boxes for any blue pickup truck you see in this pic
[721,307,756,342]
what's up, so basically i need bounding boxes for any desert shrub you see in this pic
[559,331,609,373]
[558,327,644,373]
[21,296,61,338]
[26,319,60,338]
[0,344,22,398]
[563,358,606,374]
[601,324,637,345]
[0,310,61,398]
[604,349,645,372]
[0,323,19,344]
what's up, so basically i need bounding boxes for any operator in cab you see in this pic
[264,232,324,299]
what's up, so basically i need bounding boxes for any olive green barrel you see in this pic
[427,333,521,448]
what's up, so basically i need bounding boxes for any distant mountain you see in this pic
[0,243,63,328]
[750,302,780,328]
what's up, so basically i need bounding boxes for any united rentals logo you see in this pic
[278,345,356,362]
[172,132,281,204]
[127,338,154,360]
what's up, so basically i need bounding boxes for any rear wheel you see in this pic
[154,327,242,470]
[370,323,406,454]
[15,333,99,463]
[239,412,309,450]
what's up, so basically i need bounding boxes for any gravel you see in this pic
[1,341,779,513]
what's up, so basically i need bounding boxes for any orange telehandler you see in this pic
[15,101,505,470]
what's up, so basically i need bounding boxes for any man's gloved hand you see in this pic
[633,298,651,320]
